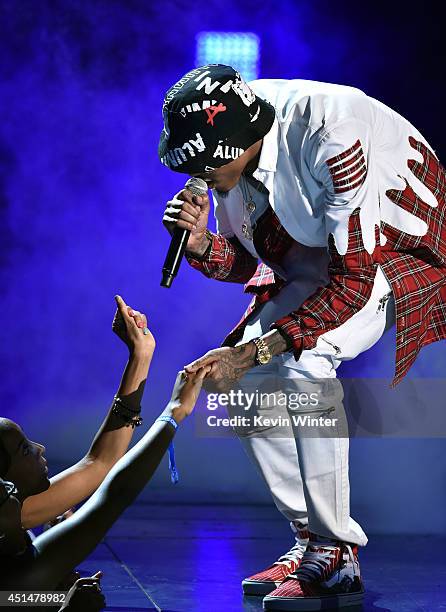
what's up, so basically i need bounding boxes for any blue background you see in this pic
[1,0,445,534]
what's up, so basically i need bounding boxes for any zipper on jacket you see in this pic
[290,405,336,416]
[376,291,392,313]
[319,337,341,355]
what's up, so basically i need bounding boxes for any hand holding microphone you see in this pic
[161,177,210,287]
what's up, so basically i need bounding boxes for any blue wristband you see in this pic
[156,415,178,430]
[156,415,179,484]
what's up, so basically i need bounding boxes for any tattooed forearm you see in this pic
[223,343,256,379]
[260,330,288,356]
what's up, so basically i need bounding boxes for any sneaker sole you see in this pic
[263,589,364,611]
[242,579,281,596]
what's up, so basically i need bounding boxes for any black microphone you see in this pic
[161,177,208,288]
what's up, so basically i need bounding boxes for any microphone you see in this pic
[161,177,208,288]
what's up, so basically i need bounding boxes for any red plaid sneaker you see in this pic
[263,538,364,610]
[242,528,309,595]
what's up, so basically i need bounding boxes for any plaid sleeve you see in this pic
[271,209,379,359]
[272,121,380,360]
[185,231,258,283]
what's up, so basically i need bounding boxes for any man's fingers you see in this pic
[176,189,208,209]
[164,199,184,219]
[181,201,201,217]
[178,209,199,227]
[177,189,197,204]
[201,364,213,377]
[163,197,201,231]
[164,205,200,228]
[175,219,196,231]
[209,361,221,378]
[167,194,195,218]
[191,364,212,382]
[184,354,218,372]
[163,212,197,231]
[196,366,212,383]
[166,199,200,218]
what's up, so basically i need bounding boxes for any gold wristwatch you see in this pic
[252,337,273,366]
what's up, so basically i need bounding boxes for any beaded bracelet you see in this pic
[112,396,143,428]
[113,396,141,414]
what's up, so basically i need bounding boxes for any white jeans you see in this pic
[234,266,395,546]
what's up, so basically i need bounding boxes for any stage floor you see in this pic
[80,503,445,611]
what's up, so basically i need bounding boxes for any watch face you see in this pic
[258,351,271,365]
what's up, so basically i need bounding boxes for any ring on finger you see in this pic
[143,327,150,335]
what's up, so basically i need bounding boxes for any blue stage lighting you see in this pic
[195,32,260,81]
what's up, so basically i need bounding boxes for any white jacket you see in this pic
[213,78,436,257]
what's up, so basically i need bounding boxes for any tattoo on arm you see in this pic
[216,344,256,382]
[261,330,288,356]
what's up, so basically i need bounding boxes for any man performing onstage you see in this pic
[158,65,446,610]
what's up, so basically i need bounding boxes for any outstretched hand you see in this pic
[112,295,155,356]
[166,366,212,423]
[184,344,256,392]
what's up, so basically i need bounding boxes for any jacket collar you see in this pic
[253,114,279,177]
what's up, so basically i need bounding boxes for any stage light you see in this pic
[195,32,260,81]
